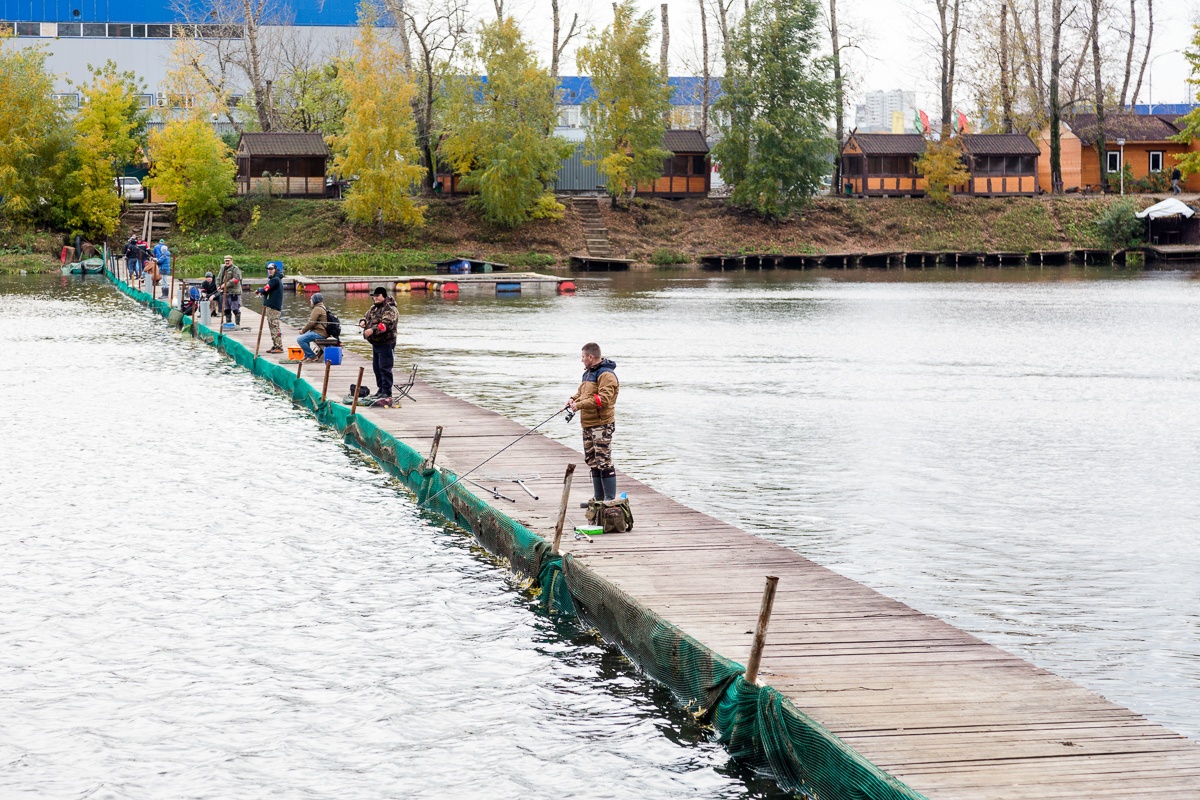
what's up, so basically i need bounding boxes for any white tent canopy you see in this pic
[1135,198,1196,219]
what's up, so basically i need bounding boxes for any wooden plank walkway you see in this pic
[209,302,1200,799]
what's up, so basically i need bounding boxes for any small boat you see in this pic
[62,257,106,275]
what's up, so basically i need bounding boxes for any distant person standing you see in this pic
[123,236,142,279]
[255,262,284,353]
[1171,167,1183,195]
[565,342,620,503]
[153,239,171,295]
[216,255,243,326]
[360,286,399,403]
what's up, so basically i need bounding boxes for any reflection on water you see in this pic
[289,264,1200,740]
[0,276,784,799]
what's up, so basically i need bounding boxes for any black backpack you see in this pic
[325,309,342,340]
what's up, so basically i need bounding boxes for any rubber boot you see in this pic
[601,472,617,502]
[234,310,242,326]
[582,468,603,508]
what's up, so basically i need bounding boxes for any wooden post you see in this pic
[550,463,577,554]
[744,575,780,686]
[296,360,303,381]
[321,361,332,402]
[428,425,443,467]
[254,309,266,357]
[350,366,365,415]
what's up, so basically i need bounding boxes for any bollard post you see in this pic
[350,366,365,415]
[321,360,332,402]
[428,426,443,468]
[744,575,780,686]
[550,463,577,555]
[254,310,266,357]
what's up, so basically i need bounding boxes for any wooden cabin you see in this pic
[839,133,925,196]
[638,129,711,198]
[840,132,1039,197]
[236,132,330,197]
[958,133,1040,196]
[1037,114,1200,193]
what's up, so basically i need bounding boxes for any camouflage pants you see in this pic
[582,422,616,472]
[265,307,282,348]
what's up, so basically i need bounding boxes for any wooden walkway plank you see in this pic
[187,300,1200,799]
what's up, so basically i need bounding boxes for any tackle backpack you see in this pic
[325,309,342,340]
[586,497,634,533]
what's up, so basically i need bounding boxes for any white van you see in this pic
[114,177,145,202]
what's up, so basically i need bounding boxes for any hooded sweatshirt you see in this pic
[571,358,618,427]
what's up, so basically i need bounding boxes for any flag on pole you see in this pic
[955,109,970,134]
[917,110,931,135]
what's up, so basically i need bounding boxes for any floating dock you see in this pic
[205,272,576,297]
[110,262,1200,799]
[700,249,1145,270]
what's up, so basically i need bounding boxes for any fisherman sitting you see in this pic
[297,293,329,362]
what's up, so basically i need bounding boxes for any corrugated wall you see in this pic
[555,144,607,193]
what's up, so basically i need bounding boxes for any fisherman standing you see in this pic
[566,342,620,502]
[216,254,243,326]
[255,262,284,353]
[360,286,399,404]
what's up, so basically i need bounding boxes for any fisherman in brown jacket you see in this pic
[565,342,620,502]
[297,293,328,362]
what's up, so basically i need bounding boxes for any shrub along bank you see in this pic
[3,193,1160,274]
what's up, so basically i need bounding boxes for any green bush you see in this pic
[650,248,691,266]
[1093,199,1143,249]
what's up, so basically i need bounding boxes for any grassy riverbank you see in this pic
[2,193,1156,274]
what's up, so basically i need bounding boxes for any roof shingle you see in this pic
[849,133,927,155]
[1068,114,1182,144]
[663,129,709,153]
[960,133,1040,155]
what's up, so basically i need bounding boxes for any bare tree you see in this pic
[830,0,845,187]
[699,0,710,137]
[1048,0,1063,192]
[1089,0,1107,191]
[934,0,963,132]
[999,1,1013,131]
[1128,0,1153,106]
[551,0,581,79]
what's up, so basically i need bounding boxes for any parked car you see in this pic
[114,177,145,202]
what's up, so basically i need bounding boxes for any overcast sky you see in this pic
[507,0,1197,111]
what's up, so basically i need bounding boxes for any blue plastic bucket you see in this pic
[324,346,343,365]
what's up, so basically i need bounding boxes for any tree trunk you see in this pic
[552,0,562,78]
[700,0,710,138]
[1049,0,1062,193]
[936,0,960,134]
[830,0,844,188]
[660,3,670,80]
[1129,0,1153,106]
[1119,0,1136,109]
[1000,1,1012,132]
[1091,0,1108,192]
[242,0,272,132]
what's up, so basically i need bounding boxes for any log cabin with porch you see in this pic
[840,132,1040,197]
[638,129,711,198]
[236,132,330,198]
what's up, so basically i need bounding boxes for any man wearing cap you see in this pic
[297,293,328,362]
[255,263,284,353]
[360,286,399,401]
[216,254,243,326]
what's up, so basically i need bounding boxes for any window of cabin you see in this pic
[867,156,884,173]
[1020,155,1036,173]
[1107,151,1121,173]
[692,155,707,175]
[671,155,691,175]
[1005,156,1021,173]
[1149,151,1164,173]
[842,155,863,175]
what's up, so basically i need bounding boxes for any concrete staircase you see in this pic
[572,197,613,258]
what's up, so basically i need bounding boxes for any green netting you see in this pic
[105,267,927,800]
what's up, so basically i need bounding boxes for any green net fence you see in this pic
[107,267,927,800]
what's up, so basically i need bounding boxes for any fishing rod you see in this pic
[419,408,565,508]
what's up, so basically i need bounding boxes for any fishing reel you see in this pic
[564,408,576,423]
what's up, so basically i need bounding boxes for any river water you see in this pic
[3,266,1200,797]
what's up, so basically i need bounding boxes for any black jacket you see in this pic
[200,278,218,298]
[259,274,283,310]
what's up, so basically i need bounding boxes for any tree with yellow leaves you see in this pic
[0,41,73,225]
[442,17,572,228]
[145,38,237,231]
[916,135,970,204]
[329,11,425,230]
[146,119,237,230]
[68,61,150,237]
[576,1,670,207]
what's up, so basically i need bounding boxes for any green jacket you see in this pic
[217,263,243,295]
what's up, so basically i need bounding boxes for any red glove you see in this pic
[232,278,239,284]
